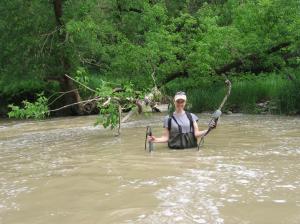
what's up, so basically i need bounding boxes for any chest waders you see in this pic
[167,112,198,149]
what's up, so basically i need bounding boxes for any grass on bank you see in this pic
[186,75,300,115]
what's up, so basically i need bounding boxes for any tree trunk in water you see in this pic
[59,75,84,115]
[53,0,83,115]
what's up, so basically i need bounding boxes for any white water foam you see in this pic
[133,169,224,224]
[129,162,276,224]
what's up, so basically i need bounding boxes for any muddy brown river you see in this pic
[0,114,299,224]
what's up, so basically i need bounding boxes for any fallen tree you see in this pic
[8,74,163,135]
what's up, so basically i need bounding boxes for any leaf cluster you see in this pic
[8,93,49,119]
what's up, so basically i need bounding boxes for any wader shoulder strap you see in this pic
[168,115,182,132]
[171,116,182,133]
[168,113,194,133]
[167,117,172,131]
[185,112,194,132]
[170,115,183,148]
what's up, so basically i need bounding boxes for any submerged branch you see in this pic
[117,105,122,136]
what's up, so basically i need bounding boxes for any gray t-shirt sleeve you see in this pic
[191,113,199,122]
[163,115,169,128]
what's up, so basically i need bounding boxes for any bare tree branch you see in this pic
[49,98,99,112]
[47,89,79,106]
[64,74,97,93]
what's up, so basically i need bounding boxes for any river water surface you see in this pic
[0,114,299,224]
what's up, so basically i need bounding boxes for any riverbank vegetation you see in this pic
[1,0,300,122]
[183,73,300,115]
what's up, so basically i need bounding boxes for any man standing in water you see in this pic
[148,91,216,149]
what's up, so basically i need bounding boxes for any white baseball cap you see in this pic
[174,91,187,101]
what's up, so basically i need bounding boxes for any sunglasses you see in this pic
[175,91,186,95]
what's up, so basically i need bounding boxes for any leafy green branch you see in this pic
[8,93,49,119]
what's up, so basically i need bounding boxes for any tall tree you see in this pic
[52,0,83,115]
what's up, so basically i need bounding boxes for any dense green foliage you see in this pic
[1,0,300,117]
